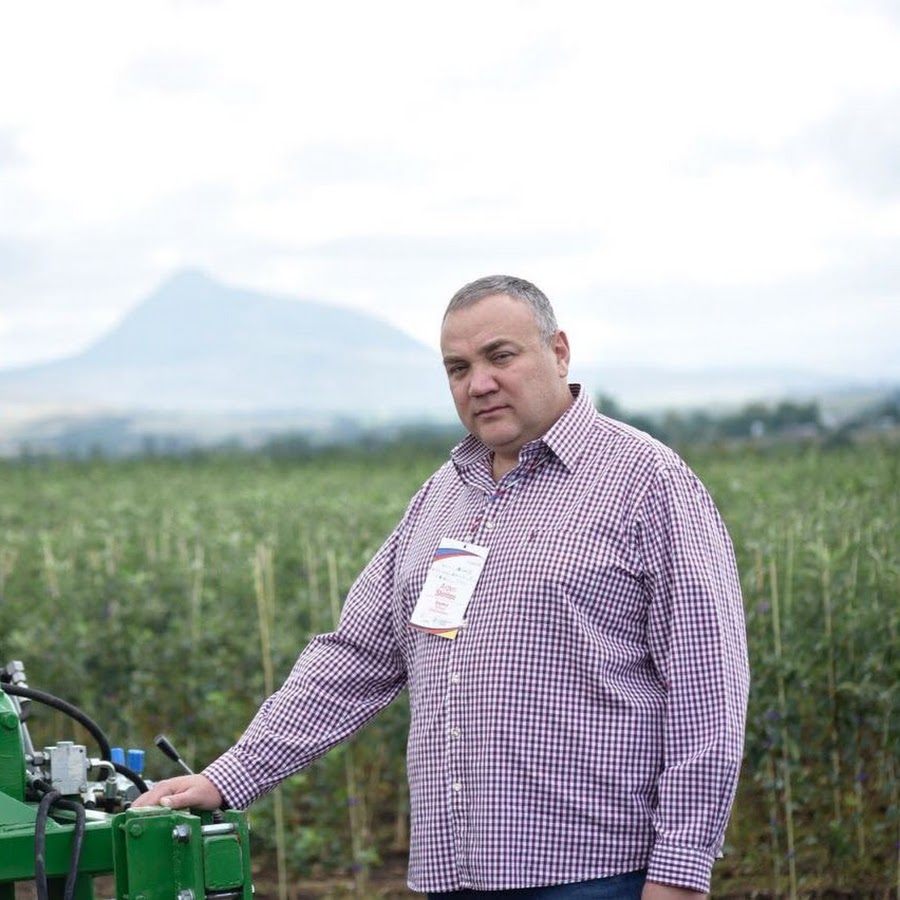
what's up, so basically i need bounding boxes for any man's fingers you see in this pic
[131,774,222,810]
[158,788,192,809]
[130,776,189,808]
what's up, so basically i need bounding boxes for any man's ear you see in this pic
[553,330,570,377]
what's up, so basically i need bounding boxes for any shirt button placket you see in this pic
[449,665,464,799]
[450,483,495,885]
[447,660,468,880]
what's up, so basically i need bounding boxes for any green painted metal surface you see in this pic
[0,820,113,880]
[109,807,253,899]
[0,789,39,829]
[0,692,25,803]
[112,808,204,900]
[203,832,246,890]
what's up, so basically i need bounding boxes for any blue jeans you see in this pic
[428,869,647,899]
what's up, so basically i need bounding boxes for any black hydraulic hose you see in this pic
[113,760,149,794]
[33,788,86,900]
[54,797,87,900]
[0,682,112,761]
[34,789,59,900]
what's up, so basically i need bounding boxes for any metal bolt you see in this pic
[177,891,195,900]
[172,823,192,843]
[0,712,19,730]
[128,822,144,838]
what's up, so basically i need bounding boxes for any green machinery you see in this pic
[1,661,253,899]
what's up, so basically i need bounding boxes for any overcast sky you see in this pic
[1,0,898,380]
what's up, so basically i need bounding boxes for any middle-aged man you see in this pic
[135,275,750,899]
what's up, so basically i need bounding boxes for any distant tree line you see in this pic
[8,390,897,462]
[257,392,898,459]
[594,390,899,449]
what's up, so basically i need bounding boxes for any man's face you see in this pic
[440,293,571,474]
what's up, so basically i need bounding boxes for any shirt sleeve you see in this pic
[202,481,433,809]
[638,462,750,893]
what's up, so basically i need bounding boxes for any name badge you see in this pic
[410,538,489,640]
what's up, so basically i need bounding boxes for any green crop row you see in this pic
[0,443,897,896]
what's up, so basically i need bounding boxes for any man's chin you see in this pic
[474,426,521,454]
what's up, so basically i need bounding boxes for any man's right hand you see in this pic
[130,774,223,810]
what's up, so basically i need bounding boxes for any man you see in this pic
[135,276,749,899]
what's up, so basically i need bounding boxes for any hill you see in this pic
[0,270,454,421]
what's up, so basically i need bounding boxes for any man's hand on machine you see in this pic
[131,774,223,810]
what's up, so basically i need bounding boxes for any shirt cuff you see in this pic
[202,750,267,812]
[646,841,716,893]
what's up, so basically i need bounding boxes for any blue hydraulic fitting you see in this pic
[127,748,145,774]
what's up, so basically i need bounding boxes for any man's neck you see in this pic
[491,452,518,481]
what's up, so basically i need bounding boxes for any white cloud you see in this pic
[0,0,898,381]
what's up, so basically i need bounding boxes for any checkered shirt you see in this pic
[204,385,749,894]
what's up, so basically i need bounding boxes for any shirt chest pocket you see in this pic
[513,526,648,641]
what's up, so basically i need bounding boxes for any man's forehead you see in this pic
[441,323,534,359]
[441,294,537,338]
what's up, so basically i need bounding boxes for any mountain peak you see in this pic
[151,267,219,297]
[0,272,453,419]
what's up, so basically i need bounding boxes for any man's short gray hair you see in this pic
[444,275,559,345]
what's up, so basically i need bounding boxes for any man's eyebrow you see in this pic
[442,338,518,366]
[481,338,514,354]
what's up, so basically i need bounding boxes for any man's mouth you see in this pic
[474,405,508,417]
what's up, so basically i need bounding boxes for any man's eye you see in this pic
[447,364,467,377]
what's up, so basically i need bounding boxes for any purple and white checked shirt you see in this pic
[204,386,749,894]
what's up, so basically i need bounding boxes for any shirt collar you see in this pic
[536,384,594,472]
[451,384,595,477]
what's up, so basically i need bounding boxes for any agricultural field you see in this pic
[0,440,897,897]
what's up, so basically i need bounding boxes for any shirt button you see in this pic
[484,521,494,531]
[450,672,461,684]
[450,727,461,739]
[451,781,462,792]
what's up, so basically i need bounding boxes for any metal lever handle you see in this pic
[154,734,194,775]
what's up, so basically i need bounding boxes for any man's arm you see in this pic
[639,463,750,893]
[203,523,412,808]
[150,481,433,812]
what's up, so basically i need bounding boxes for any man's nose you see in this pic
[468,365,498,396]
